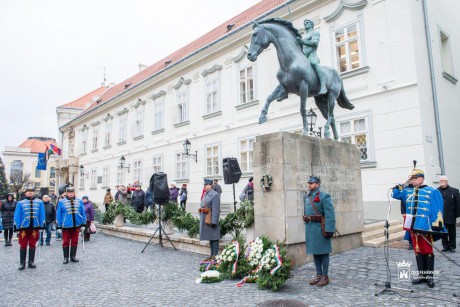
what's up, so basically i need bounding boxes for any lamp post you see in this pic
[307,108,322,138]
[119,156,130,172]
[79,164,88,178]
[183,139,197,163]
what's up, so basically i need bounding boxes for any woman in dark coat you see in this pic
[1,193,17,246]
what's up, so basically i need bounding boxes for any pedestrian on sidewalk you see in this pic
[13,184,45,270]
[82,196,95,242]
[57,186,86,264]
[1,193,17,246]
[438,175,460,252]
[303,176,336,287]
[199,179,221,259]
[39,195,56,246]
[131,184,146,213]
[179,184,188,210]
[103,189,113,212]
[169,183,179,203]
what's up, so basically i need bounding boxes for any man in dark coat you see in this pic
[40,195,56,246]
[438,176,460,252]
[212,179,222,195]
[199,179,221,258]
[303,176,335,287]
[1,193,17,246]
[131,184,146,213]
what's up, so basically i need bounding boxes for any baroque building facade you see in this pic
[55,0,459,220]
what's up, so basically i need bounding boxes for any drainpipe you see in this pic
[422,0,445,175]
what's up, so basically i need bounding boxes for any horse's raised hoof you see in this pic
[259,116,267,124]
[324,130,331,139]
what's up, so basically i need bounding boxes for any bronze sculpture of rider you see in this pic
[297,19,327,95]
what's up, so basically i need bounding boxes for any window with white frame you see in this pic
[175,153,188,179]
[153,99,164,130]
[118,114,127,143]
[239,66,254,104]
[439,29,456,80]
[79,174,85,189]
[134,107,144,137]
[239,137,255,172]
[206,78,219,114]
[133,159,142,183]
[176,91,189,124]
[92,127,99,150]
[152,155,163,173]
[104,121,112,147]
[90,168,97,188]
[334,23,362,73]
[206,145,220,176]
[102,166,110,187]
[116,167,124,186]
[338,117,371,161]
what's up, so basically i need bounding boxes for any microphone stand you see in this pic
[375,189,413,296]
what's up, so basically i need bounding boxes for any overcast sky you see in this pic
[0,0,261,151]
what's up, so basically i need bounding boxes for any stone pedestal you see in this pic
[253,132,364,267]
[114,214,124,227]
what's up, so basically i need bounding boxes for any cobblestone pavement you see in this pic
[1,230,460,306]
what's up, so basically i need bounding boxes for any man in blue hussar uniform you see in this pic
[199,179,221,259]
[392,169,446,288]
[303,176,336,287]
[56,186,86,264]
[14,184,45,270]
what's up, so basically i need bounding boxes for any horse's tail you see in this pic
[337,82,354,110]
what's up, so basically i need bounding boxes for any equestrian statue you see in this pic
[247,18,354,140]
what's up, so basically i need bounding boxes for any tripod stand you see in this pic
[141,203,177,253]
[375,192,413,296]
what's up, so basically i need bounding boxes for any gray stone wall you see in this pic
[253,132,364,266]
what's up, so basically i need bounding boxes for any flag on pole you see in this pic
[50,144,62,156]
[44,146,50,162]
[37,153,47,170]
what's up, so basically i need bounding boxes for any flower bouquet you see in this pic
[195,270,223,284]
[216,238,252,279]
[199,258,220,272]
[256,243,291,291]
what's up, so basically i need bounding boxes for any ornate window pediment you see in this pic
[132,98,147,109]
[201,64,223,77]
[102,113,113,122]
[173,77,192,90]
[233,47,248,63]
[117,108,129,116]
[151,90,166,100]
[323,0,368,23]
[91,120,101,127]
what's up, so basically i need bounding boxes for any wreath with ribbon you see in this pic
[260,174,273,192]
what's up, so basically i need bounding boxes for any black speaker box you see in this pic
[150,172,170,204]
[222,157,242,184]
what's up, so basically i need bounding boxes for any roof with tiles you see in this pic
[18,137,59,154]
[77,0,287,117]
[59,85,109,110]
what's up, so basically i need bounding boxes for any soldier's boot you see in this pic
[63,246,70,264]
[18,248,26,270]
[28,248,37,268]
[412,254,426,284]
[426,254,435,288]
[70,246,79,262]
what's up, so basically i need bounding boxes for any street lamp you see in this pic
[183,139,197,163]
[119,156,130,172]
[307,108,322,138]
[79,165,88,178]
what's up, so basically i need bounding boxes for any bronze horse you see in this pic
[247,18,354,140]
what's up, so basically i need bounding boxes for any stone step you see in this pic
[362,224,404,241]
[363,220,401,232]
[363,230,406,248]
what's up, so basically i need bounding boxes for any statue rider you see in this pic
[297,19,327,95]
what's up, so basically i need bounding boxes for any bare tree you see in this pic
[10,172,31,200]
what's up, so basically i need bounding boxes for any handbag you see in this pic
[51,222,57,231]
[90,222,97,234]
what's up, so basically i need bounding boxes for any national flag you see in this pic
[37,153,47,170]
[50,144,62,156]
[44,145,50,162]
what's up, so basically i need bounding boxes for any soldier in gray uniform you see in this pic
[199,179,221,258]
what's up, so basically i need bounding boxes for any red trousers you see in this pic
[62,227,81,247]
[411,232,433,255]
[18,229,39,249]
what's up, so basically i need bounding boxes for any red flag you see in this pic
[50,144,62,155]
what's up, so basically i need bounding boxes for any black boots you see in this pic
[426,254,435,288]
[412,254,426,284]
[28,248,36,268]
[18,248,26,270]
[70,246,79,262]
[63,246,70,264]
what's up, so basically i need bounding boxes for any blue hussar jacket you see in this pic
[14,198,45,229]
[56,197,86,229]
[393,185,446,233]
